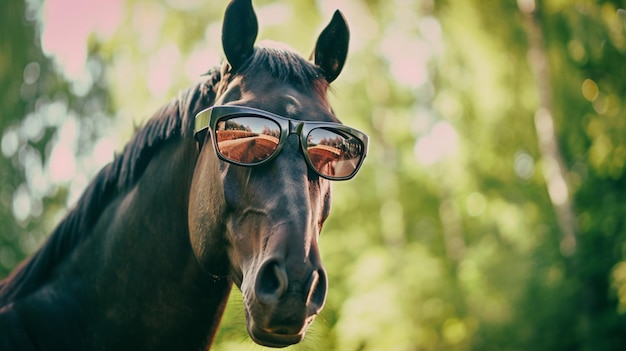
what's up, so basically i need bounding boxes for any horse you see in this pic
[0,0,368,350]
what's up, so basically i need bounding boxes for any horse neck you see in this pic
[17,137,233,351]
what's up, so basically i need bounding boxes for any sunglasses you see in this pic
[194,105,369,180]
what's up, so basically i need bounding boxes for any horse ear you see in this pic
[311,10,350,83]
[222,0,258,71]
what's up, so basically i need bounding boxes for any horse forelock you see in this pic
[0,68,222,305]
[236,45,329,98]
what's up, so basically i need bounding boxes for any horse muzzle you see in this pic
[243,257,328,347]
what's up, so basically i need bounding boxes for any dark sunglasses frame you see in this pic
[194,105,369,180]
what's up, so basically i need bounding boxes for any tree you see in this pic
[0,0,111,277]
[0,0,67,277]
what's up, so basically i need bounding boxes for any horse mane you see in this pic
[0,68,221,305]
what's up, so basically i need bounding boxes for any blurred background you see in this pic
[1,0,626,349]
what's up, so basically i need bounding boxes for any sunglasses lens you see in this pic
[215,117,281,164]
[306,127,365,179]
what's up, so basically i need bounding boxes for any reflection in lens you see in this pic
[306,128,364,178]
[216,117,280,164]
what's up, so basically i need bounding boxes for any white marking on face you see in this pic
[286,103,298,117]
[284,95,301,118]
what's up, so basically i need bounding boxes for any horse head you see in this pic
[188,0,364,347]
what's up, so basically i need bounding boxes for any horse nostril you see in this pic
[306,268,327,310]
[256,260,288,304]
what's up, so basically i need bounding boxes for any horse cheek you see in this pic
[188,151,229,276]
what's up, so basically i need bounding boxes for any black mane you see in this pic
[0,69,221,305]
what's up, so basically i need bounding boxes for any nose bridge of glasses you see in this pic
[287,119,303,136]
[283,120,311,166]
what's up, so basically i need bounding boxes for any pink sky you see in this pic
[41,0,123,81]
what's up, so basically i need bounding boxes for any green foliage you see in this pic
[2,0,626,350]
[0,0,75,276]
[0,0,114,277]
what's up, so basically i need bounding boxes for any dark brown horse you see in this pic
[0,0,368,350]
